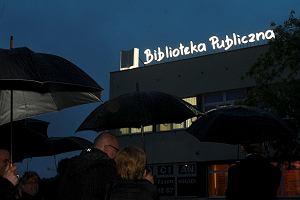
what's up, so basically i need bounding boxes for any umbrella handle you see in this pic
[10,90,13,163]
[141,125,146,152]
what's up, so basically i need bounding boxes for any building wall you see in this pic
[110,45,268,98]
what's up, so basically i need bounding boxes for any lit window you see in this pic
[131,127,141,134]
[277,161,300,197]
[208,164,231,197]
[143,125,153,133]
[130,125,153,134]
[120,128,130,134]
[159,123,172,132]
[183,97,197,106]
[173,122,185,129]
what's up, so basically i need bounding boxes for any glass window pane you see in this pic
[204,92,223,104]
[183,97,197,106]
[173,122,185,129]
[277,161,300,197]
[226,89,246,101]
[120,128,129,135]
[143,125,153,133]
[159,123,172,132]
[208,164,231,197]
[131,127,141,134]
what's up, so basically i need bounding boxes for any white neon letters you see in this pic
[144,29,275,65]
[209,30,275,50]
[144,42,206,65]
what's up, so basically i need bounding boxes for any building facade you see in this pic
[109,45,300,199]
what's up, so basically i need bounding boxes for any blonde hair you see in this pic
[115,146,146,180]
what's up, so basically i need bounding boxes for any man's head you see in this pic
[0,149,11,176]
[94,131,119,159]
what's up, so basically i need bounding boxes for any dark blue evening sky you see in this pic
[1,0,299,177]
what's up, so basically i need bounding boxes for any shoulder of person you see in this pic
[110,179,158,200]
[135,179,159,196]
[62,150,115,178]
[0,176,16,198]
[0,176,15,189]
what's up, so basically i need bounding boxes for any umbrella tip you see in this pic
[10,35,14,49]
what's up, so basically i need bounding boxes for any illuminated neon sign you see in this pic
[144,29,275,65]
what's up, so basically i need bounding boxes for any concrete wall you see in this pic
[110,45,268,98]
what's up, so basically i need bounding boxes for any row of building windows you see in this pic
[117,88,247,135]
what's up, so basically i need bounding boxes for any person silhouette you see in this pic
[58,131,119,200]
[108,146,159,200]
[226,143,281,200]
[0,149,19,200]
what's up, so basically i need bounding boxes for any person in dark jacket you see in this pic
[226,143,281,200]
[0,149,19,200]
[108,146,159,200]
[58,131,119,200]
[40,158,71,200]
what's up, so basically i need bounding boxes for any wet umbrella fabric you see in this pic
[0,47,103,126]
[187,105,295,144]
[0,119,92,162]
[16,136,92,162]
[0,118,49,162]
[46,136,92,156]
[77,91,201,132]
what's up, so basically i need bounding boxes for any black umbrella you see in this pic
[0,47,102,161]
[187,105,296,144]
[16,136,92,162]
[0,47,103,125]
[47,136,92,155]
[0,118,49,162]
[21,136,93,160]
[77,91,201,132]
[0,119,92,162]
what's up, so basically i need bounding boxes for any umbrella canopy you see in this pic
[0,118,49,162]
[16,136,92,162]
[186,105,296,144]
[77,91,201,132]
[0,119,92,162]
[45,136,92,156]
[0,47,103,125]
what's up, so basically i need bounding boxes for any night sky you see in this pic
[1,0,299,177]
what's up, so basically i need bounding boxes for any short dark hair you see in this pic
[94,131,114,145]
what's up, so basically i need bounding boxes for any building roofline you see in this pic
[111,44,269,75]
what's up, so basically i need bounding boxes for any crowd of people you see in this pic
[0,131,159,200]
[0,132,282,200]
